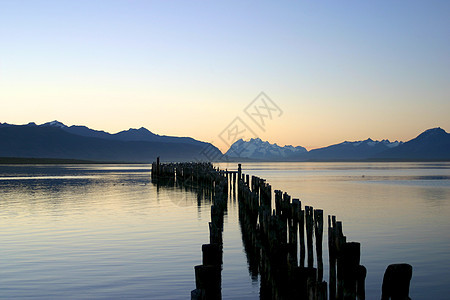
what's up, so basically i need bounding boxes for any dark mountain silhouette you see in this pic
[0,122,221,162]
[36,120,202,145]
[372,127,450,161]
[225,137,402,161]
[223,128,449,162]
[64,125,200,145]
[1,122,448,162]
[305,139,402,161]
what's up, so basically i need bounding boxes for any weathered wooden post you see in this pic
[306,267,318,299]
[342,242,360,299]
[156,156,160,177]
[336,221,346,300]
[290,199,301,268]
[381,263,412,300]
[299,206,306,268]
[310,208,327,299]
[356,265,366,300]
[237,164,242,186]
[305,206,314,268]
[314,209,324,282]
[209,206,223,246]
[193,264,221,299]
[329,215,337,300]
[202,243,222,266]
[280,193,290,245]
[275,190,282,216]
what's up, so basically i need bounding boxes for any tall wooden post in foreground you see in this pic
[381,264,413,300]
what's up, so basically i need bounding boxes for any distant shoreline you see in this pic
[1,157,449,165]
[220,157,450,163]
[0,157,141,165]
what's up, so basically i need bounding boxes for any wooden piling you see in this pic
[356,265,366,300]
[342,242,360,299]
[202,243,222,266]
[381,264,412,300]
[194,264,221,299]
[329,215,337,300]
[299,206,306,268]
[156,156,160,177]
[305,206,314,268]
[314,209,324,282]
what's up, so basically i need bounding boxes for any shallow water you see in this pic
[0,162,449,299]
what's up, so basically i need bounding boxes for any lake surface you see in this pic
[1,162,449,299]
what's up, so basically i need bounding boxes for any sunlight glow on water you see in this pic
[1,163,449,299]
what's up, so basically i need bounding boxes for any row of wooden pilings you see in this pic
[151,158,228,299]
[151,157,221,188]
[151,160,412,300]
[235,163,368,300]
[192,166,228,299]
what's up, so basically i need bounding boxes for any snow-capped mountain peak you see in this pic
[225,138,307,160]
[40,120,68,128]
[344,138,402,148]
[381,139,402,148]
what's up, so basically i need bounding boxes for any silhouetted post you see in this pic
[381,264,413,300]
[237,164,242,186]
[305,206,314,268]
[314,209,324,282]
[291,199,301,268]
[202,243,222,266]
[317,281,328,300]
[209,212,223,245]
[156,156,160,177]
[329,215,337,300]
[275,190,282,216]
[282,192,291,219]
[262,183,271,209]
[280,193,290,244]
[299,207,305,268]
[342,242,360,299]
[306,267,318,299]
[191,288,205,300]
[336,221,346,300]
[356,265,366,300]
[194,264,221,299]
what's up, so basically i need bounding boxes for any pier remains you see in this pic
[151,159,412,300]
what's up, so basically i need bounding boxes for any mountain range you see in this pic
[0,121,449,162]
[225,128,450,161]
[226,138,307,161]
[0,121,221,162]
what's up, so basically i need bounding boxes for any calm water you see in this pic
[1,162,449,299]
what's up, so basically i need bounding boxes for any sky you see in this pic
[1,0,449,151]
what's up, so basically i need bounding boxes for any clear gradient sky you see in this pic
[1,1,449,151]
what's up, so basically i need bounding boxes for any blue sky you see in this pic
[1,1,449,150]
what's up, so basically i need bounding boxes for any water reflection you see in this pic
[1,163,449,299]
[0,164,218,299]
[150,162,230,299]
[217,162,450,299]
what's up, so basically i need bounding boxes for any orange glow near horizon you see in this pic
[1,1,449,153]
